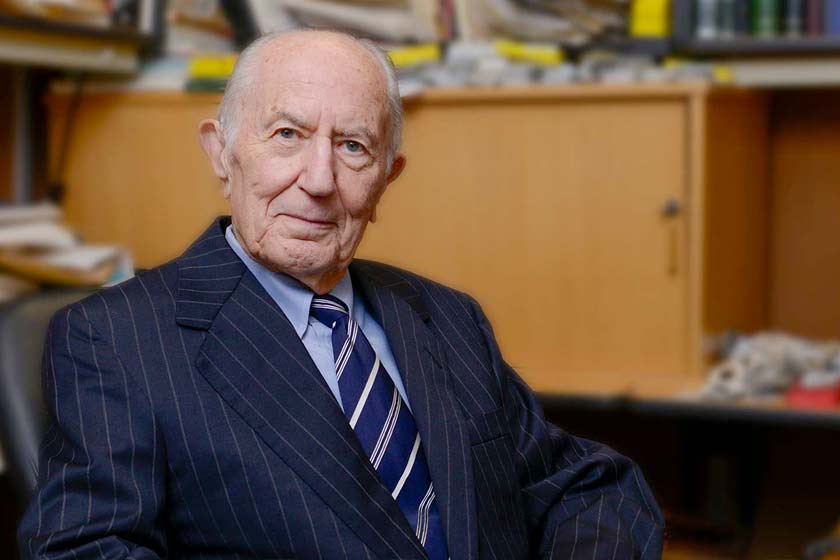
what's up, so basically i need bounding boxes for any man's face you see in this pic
[213,37,402,290]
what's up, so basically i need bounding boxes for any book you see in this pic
[1,0,111,28]
[0,222,76,251]
[805,0,823,34]
[630,0,670,37]
[825,0,840,34]
[696,0,721,38]
[719,0,738,37]
[38,245,121,272]
[783,0,804,35]
[255,0,440,43]
[786,373,840,410]
[751,0,780,36]
[0,203,60,226]
[735,0,751,33]
[0,250,116,287]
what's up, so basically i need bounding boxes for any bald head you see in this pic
[218,30,403,167]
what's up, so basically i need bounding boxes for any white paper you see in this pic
[38,245,122,271]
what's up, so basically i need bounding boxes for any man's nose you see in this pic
[299,136,336,197]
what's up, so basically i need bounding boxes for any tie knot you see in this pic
[310,294,349,328]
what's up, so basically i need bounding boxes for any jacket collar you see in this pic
[175,217,246,329]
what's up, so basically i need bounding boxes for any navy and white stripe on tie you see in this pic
[311,294,449,558]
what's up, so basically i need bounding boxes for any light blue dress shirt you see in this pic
[225,226,410,413]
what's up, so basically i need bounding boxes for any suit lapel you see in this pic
[352,262,479,560]
[177,220,427,560]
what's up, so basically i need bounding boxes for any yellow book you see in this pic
[495,40,564,65]
[189,54,238,79]
[387,44,441,68]
[630,0,671,37]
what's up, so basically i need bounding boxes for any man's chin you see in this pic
[258,241,344,280]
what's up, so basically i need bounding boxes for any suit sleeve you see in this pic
[470,298,665,559]
[18,304,167,559]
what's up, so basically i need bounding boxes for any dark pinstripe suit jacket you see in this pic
[19,217,664,559]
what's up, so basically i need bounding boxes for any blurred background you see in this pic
[2,0,840,558]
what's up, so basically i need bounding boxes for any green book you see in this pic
[751,0,780,35]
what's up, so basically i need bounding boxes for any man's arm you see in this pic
[471,299,665,559]
[18,303,167,559]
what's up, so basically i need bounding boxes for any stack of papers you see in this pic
[248,0,442,42]
[456,0,627,45]
[0,0,111,28]
[0,203,134,302]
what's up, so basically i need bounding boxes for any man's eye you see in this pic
[343,141,364,153]
[277,128,297,140]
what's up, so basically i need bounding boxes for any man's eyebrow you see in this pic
[335,127,377,146]
[268,111,312,130]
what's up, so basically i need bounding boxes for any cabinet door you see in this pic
[359,96,689,392]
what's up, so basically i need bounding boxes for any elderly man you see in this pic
[19,30,663,559]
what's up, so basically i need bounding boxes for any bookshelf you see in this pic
[0,13,152,44]
[0,13,155,73]
[671,0,840,56]
[674,35,840,54]
[1,3,161,202]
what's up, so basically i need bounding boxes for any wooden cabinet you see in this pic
[46,85,770,396]
[364,90,691,387]
[364,86,770,395]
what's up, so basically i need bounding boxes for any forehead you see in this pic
[249,37,389,131]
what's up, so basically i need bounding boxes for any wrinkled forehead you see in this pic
[245,37,390,135]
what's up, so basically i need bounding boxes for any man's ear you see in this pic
[198,119,231,196]
[386,154,406,185]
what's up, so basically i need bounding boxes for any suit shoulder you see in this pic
[53,260,179,338]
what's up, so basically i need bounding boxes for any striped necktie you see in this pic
[310,294,448,559]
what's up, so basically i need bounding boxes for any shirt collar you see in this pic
[224,225,354,337]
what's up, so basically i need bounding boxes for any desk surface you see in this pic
[539,374,840,430]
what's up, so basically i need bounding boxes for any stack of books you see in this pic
[236,0,626,46]
[0,203,133,302]
[0,0,159,33]
[0,0,111,28]
[693,0,840,39]
[166,0,235,56]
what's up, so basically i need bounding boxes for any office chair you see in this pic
[804,535,840,560]
[0,289,91,502]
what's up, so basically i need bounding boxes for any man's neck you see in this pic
[294,268,346,295]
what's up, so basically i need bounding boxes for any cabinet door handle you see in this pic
[661,198,681,276]
[667,225,679,276]
[661,198,682,218]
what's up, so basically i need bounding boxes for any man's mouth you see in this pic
[281,213,335,227]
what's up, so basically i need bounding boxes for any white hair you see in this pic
[217,29,403,167]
